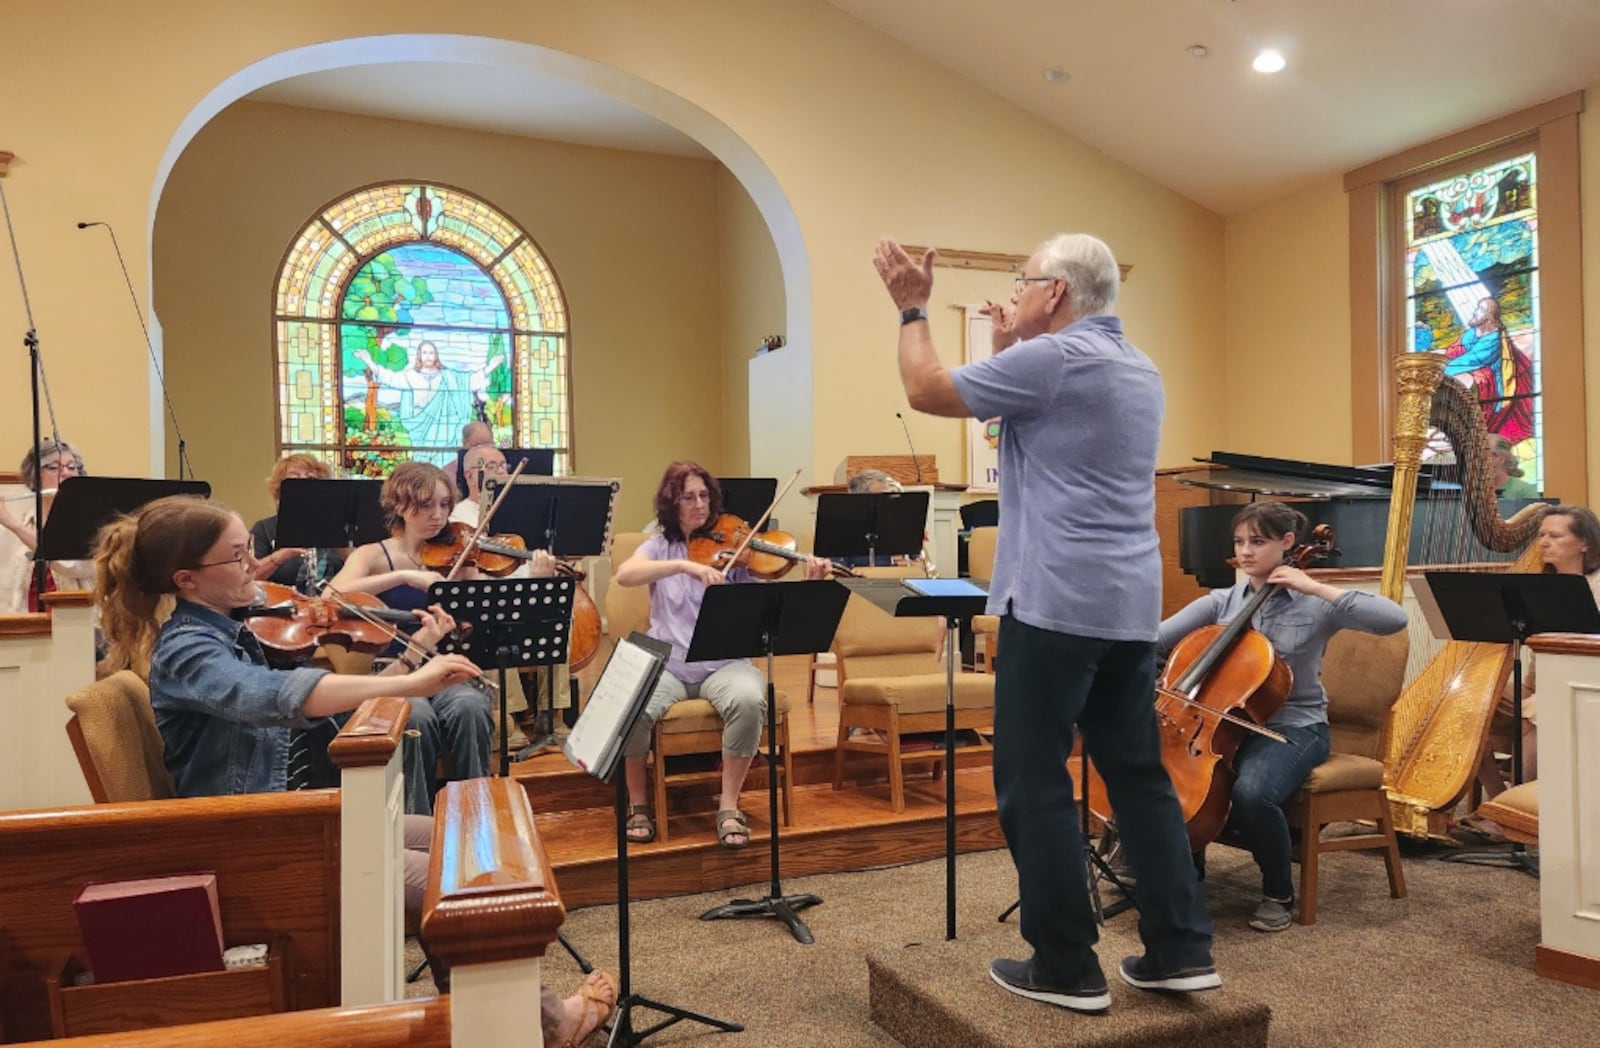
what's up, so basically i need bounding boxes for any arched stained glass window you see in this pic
[1403,152,1542,492]
[274,183,570,476]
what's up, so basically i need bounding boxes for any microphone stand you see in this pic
[0,165,64,607]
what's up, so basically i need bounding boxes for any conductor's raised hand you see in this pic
[873,239,935,310]
[408,653,482,693]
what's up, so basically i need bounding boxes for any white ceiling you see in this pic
[251,62,712,160]
[829,0,1600,213]
[247,3,1600,216]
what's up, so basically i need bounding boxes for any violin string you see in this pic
[719,467,803,579]
[320,584,499,695]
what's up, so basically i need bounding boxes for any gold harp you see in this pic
[1379,351,1548,839]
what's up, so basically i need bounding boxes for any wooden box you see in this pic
[46,937,288,1038]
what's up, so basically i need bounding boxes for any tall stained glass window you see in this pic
[1404,153,1541,491]
[274,183,570,476]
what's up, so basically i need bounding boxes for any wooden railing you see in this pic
[43,1000,452,1047]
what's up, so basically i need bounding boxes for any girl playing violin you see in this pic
[615,461,830,848]
[1157,502,1406,933]
[325,461,550,811]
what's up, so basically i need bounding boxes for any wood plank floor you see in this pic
[512,649,1005,908]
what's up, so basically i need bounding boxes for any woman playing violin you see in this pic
[325,461,546,811]
[615,460,830,848]
[1157,502,1406,933]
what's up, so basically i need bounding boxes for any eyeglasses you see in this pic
[41,459,81,474]
[677,490,712,505]
[192,550,254,572]
[1013,275,1059,294]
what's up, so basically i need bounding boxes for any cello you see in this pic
[1076,526,1335,850]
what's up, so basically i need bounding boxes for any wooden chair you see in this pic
[605,532,793,842]
[1476,780,1538,845]
[1284,628,1409,925]
[64,670,175,803]
[966,525,999,673]
[831,590,994,812]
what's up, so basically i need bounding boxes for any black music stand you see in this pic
[454,446,555,497]
[428,576,578,778]
[563,633,742,1046]
[716,477,777,530]
[37,476,211,562]
[689,580,850,944]
[1419,570,1600,874]
[839,576,988,940]
[486,477,617,754]
[814,490,928,568]
[276,478,386,550]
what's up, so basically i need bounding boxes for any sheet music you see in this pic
[563,633,666,779]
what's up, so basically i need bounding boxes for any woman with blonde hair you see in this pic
[95,494,617,1042]
[249,453,338,588]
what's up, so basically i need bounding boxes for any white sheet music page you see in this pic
[563,634,663,776]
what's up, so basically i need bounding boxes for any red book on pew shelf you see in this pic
[73,873,226,983]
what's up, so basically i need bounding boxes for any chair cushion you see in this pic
[972,614,999,635]
[841,673,993,715]
[1301,752,1385,793]
[658,689,790,735]
[1478,781,1538,841]
[65,670,175,801]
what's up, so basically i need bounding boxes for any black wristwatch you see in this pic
[900,306,928,326]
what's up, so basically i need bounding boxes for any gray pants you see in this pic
[624,662,767,759]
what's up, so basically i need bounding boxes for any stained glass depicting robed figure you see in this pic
[274,182,570,477]
[1405,154,1542,492]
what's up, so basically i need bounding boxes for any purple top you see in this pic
[638,533,751,685]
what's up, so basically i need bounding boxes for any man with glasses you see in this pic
[451,443,510,528]
[872,234,1218,1014]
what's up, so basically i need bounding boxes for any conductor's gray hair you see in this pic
[1035,234,1120,317]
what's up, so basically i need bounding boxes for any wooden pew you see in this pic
[44,775,566,1048]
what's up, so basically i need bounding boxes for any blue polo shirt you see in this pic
[949,313,1164,642]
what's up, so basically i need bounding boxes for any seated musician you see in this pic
[1157,501,1406,932]
[326,461,539,813]
[97,493,619,1048]
[615,460,829,848]
[1462,504,1600,838]
[248,453,344,589]
[839,468,926,570]
[0,438,95,611]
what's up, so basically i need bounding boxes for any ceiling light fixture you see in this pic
[1043,67,1072,84]
[1252,48,1286,74]
[1187,44,1209,58]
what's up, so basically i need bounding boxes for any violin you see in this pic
[687,513,859,580]
[240,582,419,661]
[418,522,602,670]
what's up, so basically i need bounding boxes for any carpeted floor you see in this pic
[411,838,1600,1046]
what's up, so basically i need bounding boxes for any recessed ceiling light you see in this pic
[1043,67,1072,84]
[1252,48,1286,74]
[1187,44,1210,58]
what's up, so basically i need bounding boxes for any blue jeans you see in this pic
[994,615,1213,983]
[1226,723,1330,901]
[403,683,495,815]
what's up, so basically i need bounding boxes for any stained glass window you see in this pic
[274,183,570,476]
[1404,153,1541,493]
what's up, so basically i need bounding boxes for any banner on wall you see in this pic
[962,305,1000,493]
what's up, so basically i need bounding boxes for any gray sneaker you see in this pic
[1248,897,1293,932]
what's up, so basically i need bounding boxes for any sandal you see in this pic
[716,809,750,849]
[553,969,618,1048]
[624,805,655,844]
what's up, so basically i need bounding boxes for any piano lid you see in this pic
[1177,451,1429,501]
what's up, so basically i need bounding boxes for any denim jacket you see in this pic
[149,599,329,796]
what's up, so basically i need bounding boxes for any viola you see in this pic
[687,512,858,580]
[240,582,419,660]
[418,522,602,670]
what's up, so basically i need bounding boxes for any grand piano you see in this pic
[1176,451,1546,588]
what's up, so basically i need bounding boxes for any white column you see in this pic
[339,754,406,1004]
[0,597,95,811]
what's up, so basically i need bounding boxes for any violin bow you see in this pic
[444,457,530,581]
[319,584,498,695]
[719,467,803,579]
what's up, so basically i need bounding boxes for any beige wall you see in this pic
[1223,177,1352,463]
[0,0,1231,519]
[154,101,729,526]
[1581,83,1600,503]
[715,166,784,479]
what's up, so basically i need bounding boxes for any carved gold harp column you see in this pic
[1379,352,1548,839]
